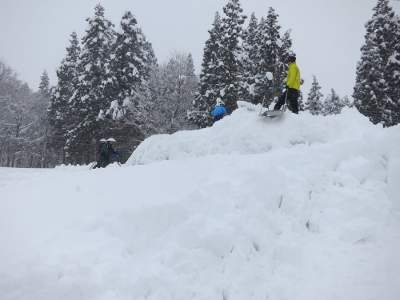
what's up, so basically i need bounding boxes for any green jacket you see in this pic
[100,142,117,160]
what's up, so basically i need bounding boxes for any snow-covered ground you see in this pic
[1,102,400,300]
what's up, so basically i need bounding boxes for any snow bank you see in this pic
[126,102,389,166]
[1,102,400,300]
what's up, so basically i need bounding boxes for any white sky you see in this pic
[1,0,400,98]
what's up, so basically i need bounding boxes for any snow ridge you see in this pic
[126,102,384,165]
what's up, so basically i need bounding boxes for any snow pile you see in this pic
[126,101,388,165]
[1,103,400,300]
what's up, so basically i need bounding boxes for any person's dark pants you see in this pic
[213,114,224,122]
[93,157,110,169]
[274,88,299,113]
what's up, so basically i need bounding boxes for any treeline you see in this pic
[189,2,354,127]
[47,6,198,165]
[189,0,399,125]
[304,75,352,116]
[1,0,398,168]
[0,5,199,167]
[191,5,295,128]
[0,60,51,168]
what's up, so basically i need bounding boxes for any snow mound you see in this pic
[126,102,384,165]
[1,102,400,300]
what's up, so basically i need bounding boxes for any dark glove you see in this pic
[111,154,117,158]
[117,152,122,157]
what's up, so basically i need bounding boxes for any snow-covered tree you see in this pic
[353,0,400,126]
[0,60,50,168]
[305,75,324,115]
[0,78,31,167]
[353,38,386,124]
[153,52,198,134]
[238,12,258,103]
[253,8,282,103]
[35,70,52,167]
[38,70,50,97]
[113,11,152,118]
[66,4,118,164]
[109,11,159,155]
[386,18,400,119]
[342,95,353,108]
[241,8,293,107]
[47,31,81,164]
[2,6,166,167]
[218,0,247,114]
[324,88,344,115]
[190,12,224,128]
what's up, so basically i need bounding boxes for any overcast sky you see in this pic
[1,0,399,99]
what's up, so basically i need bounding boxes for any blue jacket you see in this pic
[211,105,227,116]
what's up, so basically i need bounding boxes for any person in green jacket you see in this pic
[274,55,301,114]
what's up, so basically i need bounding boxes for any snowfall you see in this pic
[0,102,400,300]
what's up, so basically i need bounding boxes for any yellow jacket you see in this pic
[286,62,300,90]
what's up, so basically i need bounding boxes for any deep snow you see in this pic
[1,102,400,300]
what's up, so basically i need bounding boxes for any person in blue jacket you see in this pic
[211,98,227,122]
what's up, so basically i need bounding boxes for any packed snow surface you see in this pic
[1,102,400,300]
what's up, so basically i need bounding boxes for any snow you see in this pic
[122,97,131,108]
[1,102,400,300]
[249,83,255,95]
[266,72,273,81]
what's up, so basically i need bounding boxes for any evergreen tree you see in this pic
[113,11,151,117]
[219,0,247,114]
[353,36,386,124]
[383,3,400,125]
[66,4,117,164]
[38,70,50,97]
[353,0,400,126]
[139,28,158,76]
[305,75,324,115]
[238,12,258,103]
[190,12,224,128]
[48,31,81,164]
[137,28,159,136]
[386,15,400,125]
[106,11,155,153]
[109,11,159,155]
[242,9,293,107]
[342,95,353,108]
[36,70,52,167]
[324,88,343,115]
[253,8,282,104]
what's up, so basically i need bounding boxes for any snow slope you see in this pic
[1,102,400,300]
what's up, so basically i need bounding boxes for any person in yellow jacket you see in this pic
[274,55,301,114]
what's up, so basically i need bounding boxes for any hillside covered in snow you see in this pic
[0,102,400,300]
